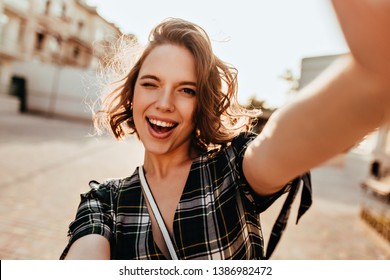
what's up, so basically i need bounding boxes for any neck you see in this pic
[143,146,199,180]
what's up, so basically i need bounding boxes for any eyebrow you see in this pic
[139,74,197,87]
[139,75,160,81]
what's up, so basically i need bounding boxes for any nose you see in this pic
[155,88,174,112]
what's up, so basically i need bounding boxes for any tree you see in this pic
[279,68,299,94]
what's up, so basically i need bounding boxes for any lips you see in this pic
[146,117,178,138]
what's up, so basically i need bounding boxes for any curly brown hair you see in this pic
[94,18,261,151]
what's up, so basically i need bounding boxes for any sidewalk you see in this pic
[0,111,389,259]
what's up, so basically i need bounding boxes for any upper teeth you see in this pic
[149,118,175,127]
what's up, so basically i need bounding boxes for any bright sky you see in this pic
[86,0,349,108]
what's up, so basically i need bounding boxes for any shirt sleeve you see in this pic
[230,132,313,259]
[229,131,285,211]
[230,132,310,211]
[59,180,117,259]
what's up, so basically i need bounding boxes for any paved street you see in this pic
[0,111,389,260]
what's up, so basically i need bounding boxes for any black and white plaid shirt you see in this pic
[60,132,311,260]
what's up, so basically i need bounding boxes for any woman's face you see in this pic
[133,44,198,157]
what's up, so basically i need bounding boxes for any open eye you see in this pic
[181,88,196,96]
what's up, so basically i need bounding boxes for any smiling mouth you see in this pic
[147,117,178,134]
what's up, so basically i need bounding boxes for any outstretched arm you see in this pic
[243,0,390,196]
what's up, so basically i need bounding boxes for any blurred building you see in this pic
[0,0,125,118]
[298,53,390,246]
[298,54,390,175]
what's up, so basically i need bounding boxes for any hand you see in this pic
[332,0,390,77]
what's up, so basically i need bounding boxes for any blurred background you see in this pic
[0,0,389,259]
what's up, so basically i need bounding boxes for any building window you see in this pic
[56,36,62,50]
[36,32,46,50]
[73,46,80,59]
[78,21,84,31]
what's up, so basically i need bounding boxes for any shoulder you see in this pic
[218,131,258,160]
[229,131,258,152]
[83,169,141,201]
[204,132,257,158]
[194,132,257,178]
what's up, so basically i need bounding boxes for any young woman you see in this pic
[61,0,390,260]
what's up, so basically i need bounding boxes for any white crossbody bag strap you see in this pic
[138,166,179,260]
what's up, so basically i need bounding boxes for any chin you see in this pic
[143,142,172,155]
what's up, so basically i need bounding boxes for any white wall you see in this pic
[11,60,99,120]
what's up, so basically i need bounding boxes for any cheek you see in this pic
[133,86,155,109]
[132,90,146,124]
[184,101,197,126]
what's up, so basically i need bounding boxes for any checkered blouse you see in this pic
[60,132,312,260]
